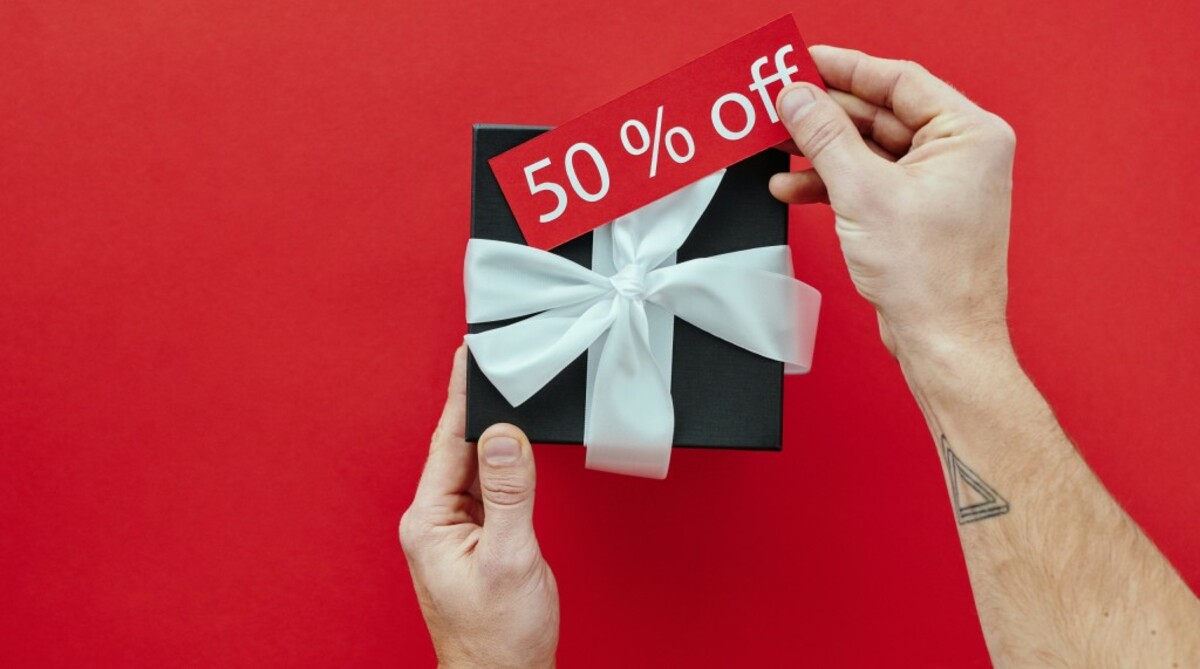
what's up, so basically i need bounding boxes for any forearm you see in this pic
[899,335,1200,668]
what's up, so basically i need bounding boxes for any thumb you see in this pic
[476,423,538,555]
[775,83,881,193]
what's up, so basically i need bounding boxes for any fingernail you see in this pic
[484,436,520,466]
[779,86,817,124]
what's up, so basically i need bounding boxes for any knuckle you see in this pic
[799,113,850,163]
[481,473,532,507]
[398,508,423,553]
[988,114,1017,148]
[968,111,1014,142]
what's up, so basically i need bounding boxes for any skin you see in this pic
[401,45,1200,667]
[399,348,558,669]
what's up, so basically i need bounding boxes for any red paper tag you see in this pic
[488,15,822,251]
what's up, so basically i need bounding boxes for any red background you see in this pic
[2,1,1197,667]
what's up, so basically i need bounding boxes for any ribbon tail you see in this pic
[645,246,821,373]
[585,299,675,480]
[467,298,618,408]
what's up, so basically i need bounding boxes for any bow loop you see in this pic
[464,238,611,323]
[465,299,618,408]
[644,246,820,373]
[610,170,726,271]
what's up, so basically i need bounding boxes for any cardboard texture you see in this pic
[468,125,789,449]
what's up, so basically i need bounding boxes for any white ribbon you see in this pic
[464,170,820,479]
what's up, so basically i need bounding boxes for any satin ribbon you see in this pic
[464,170,820,479]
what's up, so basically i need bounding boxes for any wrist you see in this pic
[895,328,1021,410]
[439,663,554,669]
[438,654,555,669]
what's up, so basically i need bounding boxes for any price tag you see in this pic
[489,15,823,251]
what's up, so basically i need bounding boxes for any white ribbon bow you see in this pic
[464,170,820,479]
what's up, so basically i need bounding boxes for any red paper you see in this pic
[488,15,823,250]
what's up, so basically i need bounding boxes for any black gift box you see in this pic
[466,124,790,450]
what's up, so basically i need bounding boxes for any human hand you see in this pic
[400,345,559,669]
[771,46,1016,362]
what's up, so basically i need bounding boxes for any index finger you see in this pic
[412,343,475,506]
[809,45,977,129]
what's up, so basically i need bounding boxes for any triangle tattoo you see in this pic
[942,435,1010,524]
